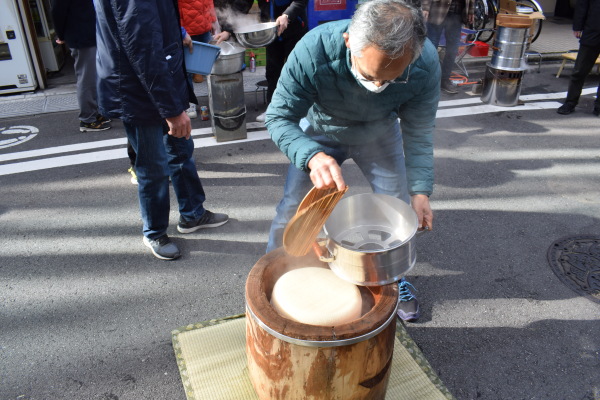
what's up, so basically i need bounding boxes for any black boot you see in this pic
[557,102,576,115]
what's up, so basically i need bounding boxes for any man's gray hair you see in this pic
[348,0,426,60]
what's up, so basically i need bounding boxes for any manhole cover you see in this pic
[547,235,600,304]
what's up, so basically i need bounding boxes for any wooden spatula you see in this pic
[283,186,348,257]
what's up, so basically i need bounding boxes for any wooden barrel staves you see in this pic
[245,248,399,400]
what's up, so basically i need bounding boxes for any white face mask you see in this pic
[350,63,390,93]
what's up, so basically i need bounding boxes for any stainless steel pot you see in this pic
[480,63,524,107]
[490,26,530,71]
[210,41,246,75]
[235,22,277,48]
[321,193,419,286]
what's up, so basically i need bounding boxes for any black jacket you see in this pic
[51,0,96,49]
[573,0,600,47]
[94,0,194,124]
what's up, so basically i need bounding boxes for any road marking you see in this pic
[0,88,597,176]
[0,125,39,149]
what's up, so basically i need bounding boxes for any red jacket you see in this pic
[179,0,216,36]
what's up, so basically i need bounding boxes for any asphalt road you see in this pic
[1,64,599,400]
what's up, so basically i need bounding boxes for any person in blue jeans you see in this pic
[421,0,474,94]
[94,0,228,260]
[264,0,440,321]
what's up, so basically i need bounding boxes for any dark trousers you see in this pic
[265,31,305,104]
[565,44,600,106]
[70,46,99,123]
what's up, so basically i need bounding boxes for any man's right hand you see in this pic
[307,152,345,190]
[213,31,231,44]
[166,111,192,139]
[182,32,193,52]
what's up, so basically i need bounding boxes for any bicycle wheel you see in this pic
[473,0,496,43]
[514,0,543,43]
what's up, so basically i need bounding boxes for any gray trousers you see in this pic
[70,46,99,123]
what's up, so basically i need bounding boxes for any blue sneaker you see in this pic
[397,278,420,322]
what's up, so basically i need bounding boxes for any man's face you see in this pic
[343,32,413,88]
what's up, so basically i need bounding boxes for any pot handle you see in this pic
[312,241,335,263]
[416,226,431,236]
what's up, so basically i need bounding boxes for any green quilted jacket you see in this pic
[265,20,440,196]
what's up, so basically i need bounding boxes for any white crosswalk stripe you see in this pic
[0,88,597,176]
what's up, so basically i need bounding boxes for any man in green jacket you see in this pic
[265,0,440,322]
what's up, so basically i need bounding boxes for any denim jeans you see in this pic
[266,118,410,253]
[124,122,206,239]
[427,13,463,81]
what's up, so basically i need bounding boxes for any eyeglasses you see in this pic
[353,62,411,86]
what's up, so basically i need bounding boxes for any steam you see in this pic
[216,6,261,32]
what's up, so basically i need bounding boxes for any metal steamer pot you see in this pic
[320,193,421,286]
[210,41,246,75]
[490,25,530,71]
[234,22,277,48]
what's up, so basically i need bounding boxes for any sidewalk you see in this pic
[461,15,579,68]
[0,16,579,120]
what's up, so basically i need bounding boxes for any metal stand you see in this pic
[525,51,542,73]
[254,80,268,111]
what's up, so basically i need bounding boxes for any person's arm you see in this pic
[274,0,307,35]
[264,39,336,186]
[420,0,432,19]
[280,0,307,22]
[466,0,475,25]
[110,0,190,135]
[50,0,69,43]
[397,42,440,230]
[181,28,193,52]
[572,0,588,33]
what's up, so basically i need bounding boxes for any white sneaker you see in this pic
[256,112,266,122]
[186,104,198,119]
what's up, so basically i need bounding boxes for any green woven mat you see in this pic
[172,314,454,400]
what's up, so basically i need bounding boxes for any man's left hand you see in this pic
[276,14,289,36]
[411,194,433,231]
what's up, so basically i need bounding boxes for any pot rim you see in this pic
[245,248,399,346]
[323,193,419,253]
[234,21,277,34]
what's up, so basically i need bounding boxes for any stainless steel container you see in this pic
[322,193,418,286]
[490,26,530,71]
[210,41,246,75]
[480,64,524,107]
[235,22,277,48]
[207,72,247,142]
